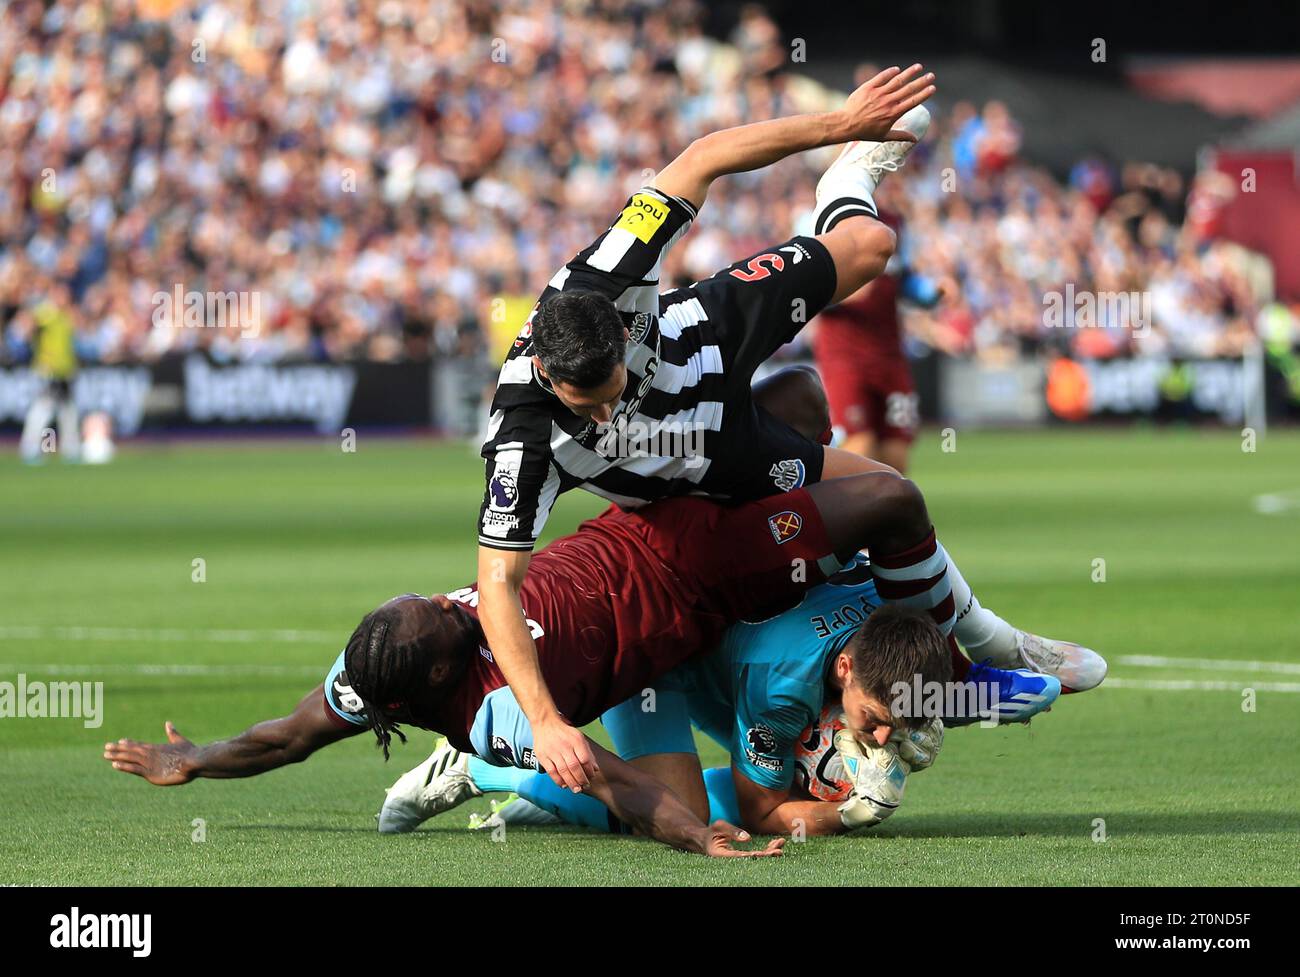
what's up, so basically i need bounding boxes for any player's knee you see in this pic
[885,474,928,531]
[857,471,927,531]
[857,221,897,276]
[753,366,830,443]
[781,366,830,441]
[826,218,897,292]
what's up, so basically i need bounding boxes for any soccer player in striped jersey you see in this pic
[475,64,1104,791]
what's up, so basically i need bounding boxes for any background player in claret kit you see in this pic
[812,200,952,474]
[473,64,1104,792]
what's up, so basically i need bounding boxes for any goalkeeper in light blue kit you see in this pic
[380,554,1092,837]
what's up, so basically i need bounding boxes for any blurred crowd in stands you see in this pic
[0,0,1289,369]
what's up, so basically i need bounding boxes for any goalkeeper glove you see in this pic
[834,729,909,831]
[889,717,944,772]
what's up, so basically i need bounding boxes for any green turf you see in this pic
[2,428,1298,885]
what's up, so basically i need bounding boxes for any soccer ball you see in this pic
[793,703,853,802]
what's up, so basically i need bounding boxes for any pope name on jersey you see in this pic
[479,186,838,550]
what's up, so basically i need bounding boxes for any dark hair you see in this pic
[849,604,952,729]
[532,291,625,388]
[343,596,435,759]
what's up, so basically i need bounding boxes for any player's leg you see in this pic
[869,379,919,474]
[467,681,712,835]
[469,758,616,831]
[841,431,878,460]
[647,469,951,636]
[702,766,742,825]
[55,383,80,462]
[600,679,709,823]
[19,388,57,462]
[810,106,930,304]
[377,736,484,833]
[713,365,1103,688]
[874,437,911,474]
[809,458,1106,690]
[751,365,832,445]
[818,216,898,305]
[379,686,541,833]
[817,448,1012,647]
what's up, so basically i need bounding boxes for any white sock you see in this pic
[943,548,1019,664]
[20,394,56,460]
[812,162,879,235]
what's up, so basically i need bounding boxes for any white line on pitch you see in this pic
[1253,491,1300,515]
[1115,655,1300,675]
[0,625,335,644]
[1103,678,1300,693]
[0,662,325,677]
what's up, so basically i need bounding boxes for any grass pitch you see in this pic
[2,427,1298,886]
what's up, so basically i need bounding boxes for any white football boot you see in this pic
[815,104,931,208]
[377,737,482,834]
[1009,630,1108,693]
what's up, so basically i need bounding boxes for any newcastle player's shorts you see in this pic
[661,235,839,502]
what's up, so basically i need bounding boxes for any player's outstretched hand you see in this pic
[706,821,785,858]
[839,63,936,143]
[533,716,598,792]
[103,721,198,786]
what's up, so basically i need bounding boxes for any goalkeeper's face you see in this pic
[837,669,898,748]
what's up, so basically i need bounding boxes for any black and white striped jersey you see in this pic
[479,186,740,551]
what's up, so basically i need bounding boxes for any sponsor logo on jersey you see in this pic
[768,510,803,544]
[613,192,670,244]
[628,311,652,345]
[770,458,806,492]
[481,509,521,536]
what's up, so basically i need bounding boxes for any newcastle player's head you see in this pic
[532,291,629,424]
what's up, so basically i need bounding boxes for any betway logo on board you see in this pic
[184,356,357,432]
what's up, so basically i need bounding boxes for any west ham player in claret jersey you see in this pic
[471,65,1105,792]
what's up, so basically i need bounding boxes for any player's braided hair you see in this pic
[343,600,430,759]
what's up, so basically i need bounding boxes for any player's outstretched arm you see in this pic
[731,764,849,837]
[477,545,598,792]
[583,741,784,857]
[653,63,936,210]
[103,686,361,785]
